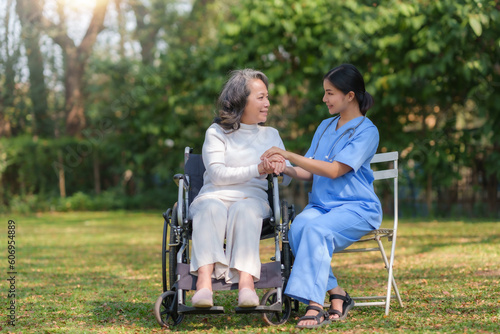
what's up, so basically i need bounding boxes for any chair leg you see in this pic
[375,237,403,315]
[391,274,403,307]
[387,235,403,308]
[375,237,392,315]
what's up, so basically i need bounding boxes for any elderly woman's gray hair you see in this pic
[214,69,269,132]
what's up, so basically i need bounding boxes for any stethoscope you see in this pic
[310,114,366,162]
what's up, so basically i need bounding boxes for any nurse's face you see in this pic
[322,80,350,115]
[241,79,270,124]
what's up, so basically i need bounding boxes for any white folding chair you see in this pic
[336,151,403,315]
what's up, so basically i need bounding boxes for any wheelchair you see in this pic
[154,147,298,327]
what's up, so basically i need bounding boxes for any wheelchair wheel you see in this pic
[154,290,184,327]
[161,209,171,292]
[168,203,187,290]
[261,288,292,326]
[281,200,292,282]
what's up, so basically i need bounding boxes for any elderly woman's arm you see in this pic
[262,147,352,180]
[203,126,272,185]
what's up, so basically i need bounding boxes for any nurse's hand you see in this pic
[261,146,289,161]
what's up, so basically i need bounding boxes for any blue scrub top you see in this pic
[305,116,382,228]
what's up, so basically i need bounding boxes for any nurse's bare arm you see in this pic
[262,146,352,180]
[284,165,313,181]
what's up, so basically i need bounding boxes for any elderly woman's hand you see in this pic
[268,157,286,175]
[258,157,286,175]
[259,158,276,175]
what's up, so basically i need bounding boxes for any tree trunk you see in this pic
[57,150,66,198]
[64,53,86,137]
[486,173,497,216]
[0,0,19,137]
[181,0,217,45]
[114,0,126,59]
[130,0,216,65]
[485,144,499,216]
[426,173,432,216]
[16,0,52,138]
[39,0,110,137]
[93,150,101,195]
[130,0,161,65]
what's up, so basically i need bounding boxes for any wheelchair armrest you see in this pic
[173,174,183,187]
[267,173,283,183]
[174,173,190,190]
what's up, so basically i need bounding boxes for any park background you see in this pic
[1,1,499,333]
[1,0,499,218]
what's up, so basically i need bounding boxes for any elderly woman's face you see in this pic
[240,79,270,125]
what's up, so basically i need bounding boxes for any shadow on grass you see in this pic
[393,233,500,256]
[89,300,160,329]
[140,289,302,331]
[88,299,296,331]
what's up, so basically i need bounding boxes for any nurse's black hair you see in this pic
[323,64,374,115]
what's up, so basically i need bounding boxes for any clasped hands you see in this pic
[258,146,288,176]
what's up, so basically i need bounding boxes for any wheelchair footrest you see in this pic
[235,303,282,314]
[178,304,225,314]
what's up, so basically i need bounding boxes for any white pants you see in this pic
[189,196,271,283]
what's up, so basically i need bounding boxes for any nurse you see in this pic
[261,64,382,329]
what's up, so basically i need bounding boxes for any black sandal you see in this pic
[296,305,331,329]
[328,291,354,321]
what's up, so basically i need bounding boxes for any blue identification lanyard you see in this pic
[310,115,366,162]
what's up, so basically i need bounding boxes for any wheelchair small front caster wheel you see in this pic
[261,288,292,326]
[154,290,184,327]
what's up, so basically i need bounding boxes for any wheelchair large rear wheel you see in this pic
[154,290,184,327]
[281,200,292,283]
[261,288,292,326]
[161,208,171,292]
[168,204,178,290]
[168,203,188,290]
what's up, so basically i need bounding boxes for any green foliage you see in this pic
[198,0,500,216]
[0,136,177,213]
[2,0,499,216]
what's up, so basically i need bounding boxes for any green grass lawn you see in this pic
[1,211,499,333]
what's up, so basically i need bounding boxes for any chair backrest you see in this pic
[370,151,399,225]
[184,152,205,206]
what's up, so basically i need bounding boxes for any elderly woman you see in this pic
[189,69,291,308]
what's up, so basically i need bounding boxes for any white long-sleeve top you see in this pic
[195,122,291,202]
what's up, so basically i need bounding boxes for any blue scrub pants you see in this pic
[284,204,374,305]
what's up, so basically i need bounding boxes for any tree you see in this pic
[16,0,52,137]
[37,0,110,137]
[129,0,165,65]
[0,0,20,137]
[355,0,500,215]
[185,0,500,215]
[2,0,498,216]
